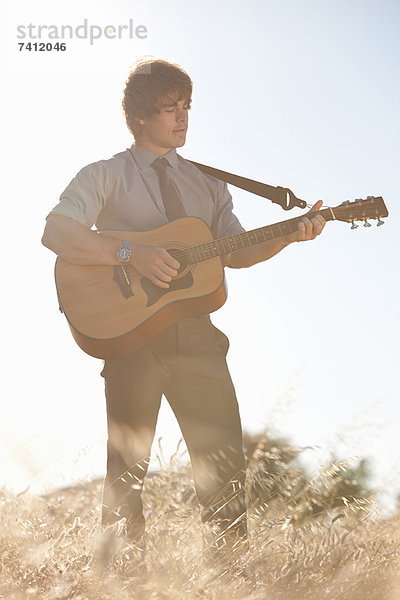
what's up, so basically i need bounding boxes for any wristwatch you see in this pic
[116,240,133,263]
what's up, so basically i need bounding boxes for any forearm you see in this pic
[42,215,122,265]
[42,215,181,289]
[226,236,291,269]
[225,201,327,269]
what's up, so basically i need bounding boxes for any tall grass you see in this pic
[1,439,399,599]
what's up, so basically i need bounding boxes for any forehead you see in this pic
[156,90,191,108]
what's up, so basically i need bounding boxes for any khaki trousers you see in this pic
[101,315,247,546]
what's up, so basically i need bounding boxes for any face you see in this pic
[137,95,191,154]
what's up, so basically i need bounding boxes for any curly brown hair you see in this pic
[122,57,193,140]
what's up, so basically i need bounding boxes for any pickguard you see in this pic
[141,272,194,307]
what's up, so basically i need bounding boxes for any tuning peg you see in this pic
[377,218,385,227]
[367,195,376,200]
[341,200,350,205]
[363,219,372,227]
[351,220,359,229]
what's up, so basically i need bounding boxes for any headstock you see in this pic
[331,196,388,229]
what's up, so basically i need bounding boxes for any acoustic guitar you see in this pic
[55,196,388,359]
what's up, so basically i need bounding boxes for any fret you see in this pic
[219,238,228,254]
[263,228,273,241]
[235,236,246,250]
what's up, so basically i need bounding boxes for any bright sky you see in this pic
[4,0,400,512]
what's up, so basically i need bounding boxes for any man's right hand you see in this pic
[42,216,179,288]
[131,244,180,289]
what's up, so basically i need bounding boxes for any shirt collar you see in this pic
[129,144,179,170]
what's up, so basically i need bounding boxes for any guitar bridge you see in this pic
[113,265,134,299]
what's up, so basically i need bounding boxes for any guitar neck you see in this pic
[186,208,334,264]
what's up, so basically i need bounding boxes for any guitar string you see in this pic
[169,204,380,265]
[171,210,331,264]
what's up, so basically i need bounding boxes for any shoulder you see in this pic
[73,147,134,182]
[63,148,136,200]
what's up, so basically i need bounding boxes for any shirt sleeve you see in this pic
[46,161,110,228]
[211,181,246,239]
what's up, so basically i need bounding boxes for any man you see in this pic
[42,58,325,559]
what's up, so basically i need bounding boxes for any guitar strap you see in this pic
[188,160,307,211]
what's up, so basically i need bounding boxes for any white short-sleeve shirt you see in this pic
[48,144,245,240]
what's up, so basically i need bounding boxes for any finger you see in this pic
[151,274,170,288]
[155,261,178,279]
[151,277,170,288]
[154,267,174,283]
[301,217,313,239]
[154,253,178,274]
[165,251,180,269]
[308,199,323,214]
[314,213,326,226]
[159,264,178,278]
[296,220,306,241]
[311,215,326,236]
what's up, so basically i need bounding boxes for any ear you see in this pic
[134,115,145,127]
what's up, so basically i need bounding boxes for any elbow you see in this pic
[229,262,250,270]
[223,251,248,269]
[227,254,253,269]
[41,222,59,254]
[41,230,50,249]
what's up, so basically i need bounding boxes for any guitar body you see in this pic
[54,196,388,360]
[55,217,227,359]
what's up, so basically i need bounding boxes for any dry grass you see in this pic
[1,446,400,600]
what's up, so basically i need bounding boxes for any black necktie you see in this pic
[151,157,187,221]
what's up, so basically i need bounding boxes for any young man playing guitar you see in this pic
[42,58,325,561]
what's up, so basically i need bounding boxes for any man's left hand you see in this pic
[226,199,326,269]
[286,200,326,243]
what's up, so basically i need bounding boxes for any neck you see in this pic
[136,140,175,156]
[175,208,334,265]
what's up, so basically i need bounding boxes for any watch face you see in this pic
[118,242,132,262]
[119,247,131,260]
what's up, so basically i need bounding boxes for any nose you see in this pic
[176,108,187,123]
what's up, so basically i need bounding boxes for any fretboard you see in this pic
[183,208,332,264]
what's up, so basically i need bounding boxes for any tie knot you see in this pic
[151,157,169,173]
